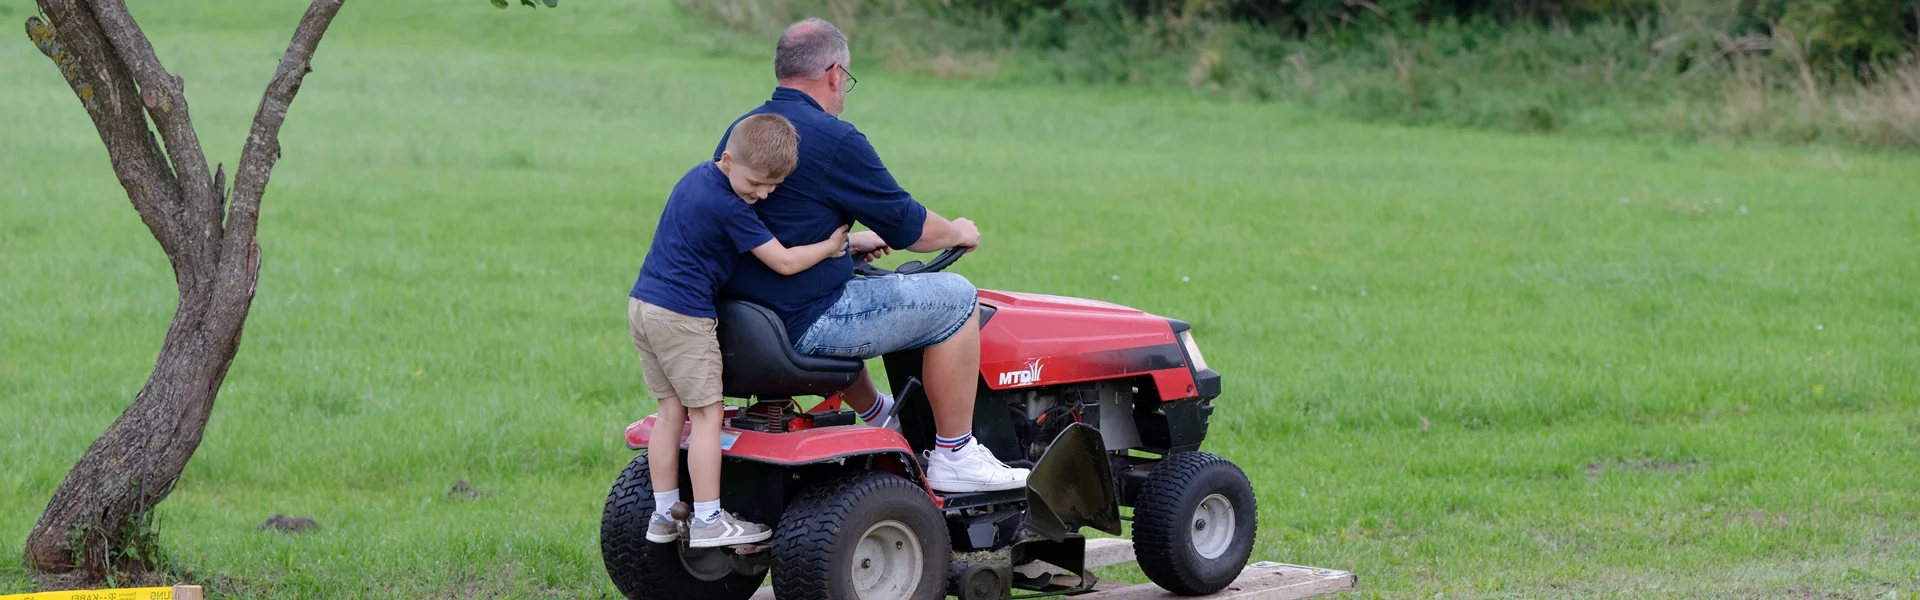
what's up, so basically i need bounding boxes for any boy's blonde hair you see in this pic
[725,114,799,180]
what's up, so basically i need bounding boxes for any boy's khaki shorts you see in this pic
[628,298,724,408]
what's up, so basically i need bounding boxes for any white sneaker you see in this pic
[926,441,1030,492]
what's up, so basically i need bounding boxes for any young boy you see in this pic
[628,113,848,547]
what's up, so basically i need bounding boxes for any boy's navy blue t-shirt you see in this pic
[629,161,775,319]
[714,88,929,341]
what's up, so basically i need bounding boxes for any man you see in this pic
[714,17,1028,493]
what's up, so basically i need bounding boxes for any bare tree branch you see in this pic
[88,0,223,266]
[213,0,345,339]
[25,4,189,264]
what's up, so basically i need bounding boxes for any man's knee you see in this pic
[918,273,979,348]
[916,272,977,302]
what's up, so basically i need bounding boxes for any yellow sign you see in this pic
[0,588,174,600]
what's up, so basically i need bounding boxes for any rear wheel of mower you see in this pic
[772,470,950,600]
[1132,451,1258,596]
[601,453,767,600]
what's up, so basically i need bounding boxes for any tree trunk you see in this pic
[20,0,343,578]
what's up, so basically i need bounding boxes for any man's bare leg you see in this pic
[838,365,881,416]
[923,310,981,440]
[920,308,1025,492]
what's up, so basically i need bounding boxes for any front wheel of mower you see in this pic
[601,453,767,600]
[772,470,950,600]
[1132,451,1258,596]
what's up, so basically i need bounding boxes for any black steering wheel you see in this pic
[853,247,968,277]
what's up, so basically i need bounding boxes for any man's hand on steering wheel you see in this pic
[951,218,981,253]
[848,220,975,277]
[848,230,890,263]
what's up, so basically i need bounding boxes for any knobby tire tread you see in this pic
[1131,451,1257,596]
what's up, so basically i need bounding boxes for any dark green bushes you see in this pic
[681,0,1920,149]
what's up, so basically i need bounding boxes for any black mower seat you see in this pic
[716,300,864,399]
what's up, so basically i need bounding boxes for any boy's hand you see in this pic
[828,225,850,258]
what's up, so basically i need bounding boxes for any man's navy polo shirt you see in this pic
[714,87,929,342]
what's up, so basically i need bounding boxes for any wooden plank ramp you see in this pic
[1074,561,1356,600]
[747,538,1355,600]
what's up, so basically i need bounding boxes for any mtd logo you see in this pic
[996,359,1044,387]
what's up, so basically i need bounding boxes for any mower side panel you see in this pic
[625,416,916,466]
[976,290,1200,400]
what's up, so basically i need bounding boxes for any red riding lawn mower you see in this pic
[601,249,1255,600]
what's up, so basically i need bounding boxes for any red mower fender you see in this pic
[623,416,933,497]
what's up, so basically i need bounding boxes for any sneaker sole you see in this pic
[927,478,1027,493]
[645,531,681,543]
[688,530,773,548]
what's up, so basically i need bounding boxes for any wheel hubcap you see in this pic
[851,519,922,600]
[1191,494,1235,560]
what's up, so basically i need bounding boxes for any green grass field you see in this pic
[4,1,1919,598]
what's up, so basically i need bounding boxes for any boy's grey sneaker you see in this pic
[645,512,682,543]
[688,511,773,548]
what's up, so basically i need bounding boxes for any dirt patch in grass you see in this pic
[257,514,320,533]
[1584,458,1704,480]
[448,480,489,501]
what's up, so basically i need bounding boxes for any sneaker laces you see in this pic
[963,441,1001,463]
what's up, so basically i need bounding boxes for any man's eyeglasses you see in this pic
[830,63,857,93]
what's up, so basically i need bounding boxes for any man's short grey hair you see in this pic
[775,18,850,81]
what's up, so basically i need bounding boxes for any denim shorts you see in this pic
[793,273,979,360]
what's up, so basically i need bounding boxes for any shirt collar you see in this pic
[701,159,731,191]
[771,86,825,112]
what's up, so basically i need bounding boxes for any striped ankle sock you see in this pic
[934,432,972,453]
[858,394,892,422]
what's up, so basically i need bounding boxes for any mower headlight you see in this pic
[1177,331,1209,372]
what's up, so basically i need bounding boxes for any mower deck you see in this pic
[742,538,1356,600]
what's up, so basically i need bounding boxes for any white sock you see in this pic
[932,437,975,462]
[694,500,722,524]
[859,393,894,423]
[653,489,678,518]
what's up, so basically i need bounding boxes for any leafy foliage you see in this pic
[681,0,1920,148]
[941,0,1917,64]
[1782,0,1919,67]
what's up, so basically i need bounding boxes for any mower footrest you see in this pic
[939,488,1027,514]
